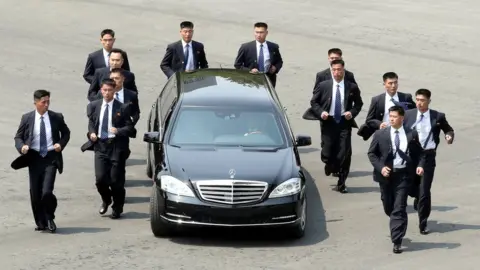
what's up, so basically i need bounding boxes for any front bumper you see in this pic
[160,191,304,227]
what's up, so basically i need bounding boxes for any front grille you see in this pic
[196,180,268,205]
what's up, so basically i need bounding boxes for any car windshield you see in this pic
[169,107,286,148]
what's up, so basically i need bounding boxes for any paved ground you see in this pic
[0,0,479,269]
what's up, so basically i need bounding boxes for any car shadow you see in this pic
[167,167,329,247]
[125,196,150,204]
[55,227,111,235]
[126,158,147,166]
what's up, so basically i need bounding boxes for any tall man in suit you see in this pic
[234,22,284,87]
[358,72,415,141]
[86,79,135,219]
[88,48,137,101]
[160,21,209,78]
[83,29,131,84]
[96,68,140,126]
[12,90,71,233]
[367,105,425,254]
[403,88,454,234]
[310,59,363,193]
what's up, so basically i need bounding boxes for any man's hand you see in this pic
[90,133,98,142]
[268,65,277,74]
[380,122,388,129]
[416,167,424,176]
[381,166,391,177]
[21,145,29,154]
[250,68,259,74]
[53,143,62,152]
[110,127,117,134]
[343,111,352,120]
[445,134,453,144]
[321,111,329,120]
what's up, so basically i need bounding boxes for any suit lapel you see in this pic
[95,101,102,131]
[378,93,386,119]
[27,111,35,140]
[112,99,121,126]
[191,41,198,68]
[343,80,351,106]
[176,41,185,64]
[325,80,334,110]
[429,110,437,129]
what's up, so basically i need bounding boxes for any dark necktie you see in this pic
[107,52,111,67]
[258,44,265,72]
[334,84,342,123]
[412,113,424,129]
[115,92,120,102]
[390,98,406,110]
[100,104,109,139]
[39,116,48,157]
[183,44,190,70]
[394,130,400,155]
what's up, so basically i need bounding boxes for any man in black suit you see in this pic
[160,21,209,78]
[83,29,131,84]
[313,48,357,90]
[367,105,425,254]
[88,48,137,101]
[403,88,454,234]
[12,90,70,233]
[96,68,140,126]
[234,22,283,87]
[310,59,363,193]
[85,79,135,219]
[358,72,415,141]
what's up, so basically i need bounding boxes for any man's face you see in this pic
[180,27,194,42]
[331,63,345,81]
[415,94,430,111]
[110,72,124,90]
[384,78,399,95]
[328,53,342,64]
[109,52,123,68]
[389,111,404,127]
[34,96,50,114]
[100,34,115,51]
[101,84,115,101]
[254,27,268,42]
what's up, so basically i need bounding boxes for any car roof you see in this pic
[176,68,277,108]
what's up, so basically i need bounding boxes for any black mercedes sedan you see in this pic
[143,68,312,238]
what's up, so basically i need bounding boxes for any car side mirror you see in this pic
[295,135,311,147]
[143,131,161,143]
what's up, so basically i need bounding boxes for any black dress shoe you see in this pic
[111,209,122,219]
[331,185,348,193]
[324,165,331,176]
[332,172,339,177]
[420,227,429,235]
[99,202,111,215]
[35,226,46,231]
[47,220,57,233]
[393,244,402,254]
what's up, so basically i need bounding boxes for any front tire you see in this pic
[150,185,172,237]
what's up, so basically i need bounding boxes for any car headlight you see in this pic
[269,178,301,198]
[160,175,195,197]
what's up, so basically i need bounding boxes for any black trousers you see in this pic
[320,117,352,184]
[28,151,58,226]
[94,140,128,211]
[410,150,436,229]
[379,168,411,245]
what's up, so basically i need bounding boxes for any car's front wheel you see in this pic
[150,185,172,237]
[288,194,307,239]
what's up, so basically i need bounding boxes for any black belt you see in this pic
[392,167,408,173]
[423,149,436,153]
[98,138,116,144]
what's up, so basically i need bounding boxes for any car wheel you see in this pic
[289,194,307,239]
[146,144,153,179]
[150,185,172,237]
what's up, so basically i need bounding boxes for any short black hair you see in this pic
[388,105,405,116]
[180,21,194,29]
[33,89,50,100]
[328,48,342,56]
[330,59,345,67]
[101,29,115,38]
[109,48,124,56]
[100,78,116,89]
[254,22,268,29]
[110,68,125,75]
[415,88,431,99]
[383,72,398,82]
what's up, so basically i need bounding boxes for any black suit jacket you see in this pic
[309,79,363,128]
[95,88,140,125]
[234,40,283,86]
[367,126,425,183]
[83,49,131,84]
[357,92,415,140]
[88,67,137,101]
[403,108,454,150]
[160,40,208,78]
[12,110,71,173]
[81,99,135,153]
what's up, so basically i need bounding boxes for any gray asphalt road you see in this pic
[1,0,479,269]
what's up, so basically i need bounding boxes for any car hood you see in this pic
[165,146,295,183]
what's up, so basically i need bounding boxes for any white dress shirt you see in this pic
[383,92,400,123]
[181,40,194,70]
[98,99,115,138]
[115,88,124,103]
[329,80,345,116]
[390,126,407,169]
[103,48,110,67]
[414,109,436,150]
[256,40,271,71]
[31,111,54,152]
